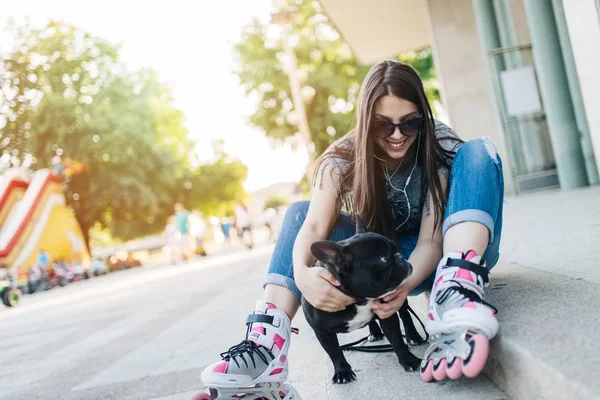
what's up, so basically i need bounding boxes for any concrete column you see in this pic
[562,0,600,182]
[425,0,512,193]
[523,0,588,188]
[471,0,520,192]
[552,0,600,185]
[493,0,521,68]
[492,0,545,173]
[472,1,502,63]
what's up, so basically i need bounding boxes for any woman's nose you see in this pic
[390,126,403,140]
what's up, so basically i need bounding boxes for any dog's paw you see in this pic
[332,368,356,384]
[368,332,385,342]
[399,353,422,372]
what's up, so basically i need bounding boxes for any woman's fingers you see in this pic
[316,268,340,286]
[316,268,355,306]
[372,292,407,319]
[383,288,401,303]
[374,308,394,320]
[374,300,397,319]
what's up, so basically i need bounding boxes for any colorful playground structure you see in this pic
[0,168,91,307]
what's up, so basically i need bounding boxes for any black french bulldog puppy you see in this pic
[301,217,423,384]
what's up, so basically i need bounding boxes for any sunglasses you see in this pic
[371,117,423,139]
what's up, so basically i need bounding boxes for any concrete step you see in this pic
[289,309,509,399]
[409,262,600,400]
[486,263,600,400]
[471,185,600,400]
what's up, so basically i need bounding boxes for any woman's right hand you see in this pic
[296,266,355,312]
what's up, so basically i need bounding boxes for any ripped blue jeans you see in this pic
[264,138,504,301]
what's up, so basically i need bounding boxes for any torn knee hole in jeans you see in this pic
[482,137,499,164]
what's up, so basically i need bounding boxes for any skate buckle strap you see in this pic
[246,314,275,326]
[445,258,490,284]
[248,331,275,349]
[246,314,299,334]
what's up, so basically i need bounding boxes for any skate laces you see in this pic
[218,312,299,369]
[219,339,274,369]
[436,281,498,314]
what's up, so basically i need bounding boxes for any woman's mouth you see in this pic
[385,138,407,151]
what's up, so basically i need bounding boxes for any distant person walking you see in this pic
[163,215,181,265]
[220,217,233,245]
[234,200,254,250]
[189,211,208,256]
[31,249,51,280]
[174,203,193,262]
[263,207,277,243]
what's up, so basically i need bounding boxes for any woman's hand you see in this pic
[296,266,355,312]
[372,281,411,320]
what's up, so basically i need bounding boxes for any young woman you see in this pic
[201,60,504,386]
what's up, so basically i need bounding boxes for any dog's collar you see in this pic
[365,290,396,301]
[339,288,396,302]
[376,289,396,299]
[337,286,368,302]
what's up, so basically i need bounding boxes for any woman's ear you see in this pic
[310,241,342,265]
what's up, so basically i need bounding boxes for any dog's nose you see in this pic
[394,254,413,274]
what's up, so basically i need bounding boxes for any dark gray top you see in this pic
[313,120,462,235]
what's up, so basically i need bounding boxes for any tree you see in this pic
[176,142,248,219]
[234,0,440,176]
[0,20,247,244]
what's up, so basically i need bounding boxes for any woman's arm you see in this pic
[403,170,447,291]
[293,165,355,312]
[373,172,447,319]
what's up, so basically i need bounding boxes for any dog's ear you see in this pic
[310,241,343,265]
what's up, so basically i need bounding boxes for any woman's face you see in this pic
[371,95,419,162]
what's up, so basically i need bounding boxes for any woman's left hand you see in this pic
[372,282,411,320]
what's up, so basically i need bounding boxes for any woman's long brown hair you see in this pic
[316,60,461,239]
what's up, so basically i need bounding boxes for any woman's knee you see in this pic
[282,201,310,226]
[455,138,501,169]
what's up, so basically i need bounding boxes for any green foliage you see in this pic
[0,20,247,243]
[234,0,440,161]
[399,48,440,108]
[177,147,248,219]
[263,194,289,210]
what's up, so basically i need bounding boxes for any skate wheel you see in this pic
[462,333,489,378]
[447,358,463,380]
[432,358,448,381]
[420,360,434,382]
[190,393,212,400]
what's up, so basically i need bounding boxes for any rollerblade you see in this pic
[197,301,300,399]
[192,382,301,399]
[420,251,498,382]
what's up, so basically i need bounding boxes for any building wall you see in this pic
[425,0,512,190]
[562,0,600,179]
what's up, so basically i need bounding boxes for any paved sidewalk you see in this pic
[1,186,598,399]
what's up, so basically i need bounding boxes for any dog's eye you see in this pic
[380,255,389,263]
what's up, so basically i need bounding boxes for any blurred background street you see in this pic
[2,0,600,399]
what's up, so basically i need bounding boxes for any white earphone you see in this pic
[374,133,421,230]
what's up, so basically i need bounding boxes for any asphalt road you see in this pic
[0,244,272,400]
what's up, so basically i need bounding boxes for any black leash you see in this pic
[340,304,429,353]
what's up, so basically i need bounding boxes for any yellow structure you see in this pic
[0,169,90,274]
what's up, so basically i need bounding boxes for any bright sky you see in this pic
[0,0,309,191]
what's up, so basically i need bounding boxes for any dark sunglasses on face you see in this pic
[371,116,423,139]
